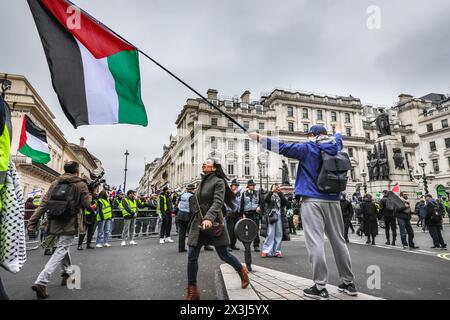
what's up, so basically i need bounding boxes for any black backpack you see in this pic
[44,181,78,220]
[302,151,352,194]
[431,202,443,223]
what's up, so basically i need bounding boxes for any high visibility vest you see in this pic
[122,198,137,218]
[157,194,168,214]
[97,198,112,221]
[33,197,41,207]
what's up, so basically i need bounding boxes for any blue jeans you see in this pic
[262,213,283,256]
[96,219,112,244]
[187,245,243,285]
[397,217,415,247]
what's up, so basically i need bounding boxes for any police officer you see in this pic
[159,187,174,244]
[226,179,242,252]
[135,194,150,237]
[240,180,262,252]
[95,191,112,248]
[176,184,196,252]
[78,195,97,250]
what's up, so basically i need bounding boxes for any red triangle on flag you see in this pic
[391,183,400,193]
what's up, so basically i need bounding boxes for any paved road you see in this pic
[1,225,449,300]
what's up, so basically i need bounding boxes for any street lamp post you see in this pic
[124,150,130,193]
[257,157,263,191]
[360,170,368,194]
[417,158,436,195]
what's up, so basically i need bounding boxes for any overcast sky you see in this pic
[1,0,450,189]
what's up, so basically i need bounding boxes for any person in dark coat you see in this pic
[339,193,354,243]
[260,184,290,257]
[360,194,379,245]
[424,194,447,249]
[186,158,249,300]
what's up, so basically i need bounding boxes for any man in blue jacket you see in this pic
[250,124,357,300]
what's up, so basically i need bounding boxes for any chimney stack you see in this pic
[80,137,85,148]
[207,89,218,100]
[241,90,251,104]
[398,94,413,104]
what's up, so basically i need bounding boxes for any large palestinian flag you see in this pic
[18,115,51,164]
[27,0,148,128]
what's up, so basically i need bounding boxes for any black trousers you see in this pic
[428,224,446,247]
[226,215,240,248]
[244,211,260,248]
[0,277,8,300]
[78,223,96,246]
[343,218,352,240]
[384,216,397,242]
[160,213,172,238]
[178,219,189,251]
[135,217,150,236]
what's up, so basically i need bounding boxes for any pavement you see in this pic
[1,224,449,300]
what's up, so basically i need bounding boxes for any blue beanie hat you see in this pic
[308,125,328,136]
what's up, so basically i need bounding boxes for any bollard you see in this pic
[234,218,258,272]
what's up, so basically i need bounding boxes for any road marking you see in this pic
[438,253,450,261]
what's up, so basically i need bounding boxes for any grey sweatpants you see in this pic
[122,219,135,241]
[301,198,354,290]
[35,235,74,286]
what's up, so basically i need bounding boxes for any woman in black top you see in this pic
[360,194,379,245]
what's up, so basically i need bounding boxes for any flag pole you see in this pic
[66,0,248,133]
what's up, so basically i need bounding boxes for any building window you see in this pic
[433,159,440,173]
[244,161,251,176]
[303,124,309,133]
[365,132,370,140]
[211,136,217,150]
[243,121,250,130]
[228,121,234,129]
[244,139,250,152]
[287,106,294,117]
[302,108,309,119]
[348,147,354,158]
[228,162,235,175]
[401,136,406,143]
[445,138,450,149]
[259,122,265,130]
[290,163,297,179]
[427,123,433,132]
[346,127,352,136]
[331,112,337,122]
[430,141,437,152]
[345,113,351,123]
[442,119,449,128]
[288,122,294,132]
[317,110,323,121]
[211,118,218,126]
[227,140,235,151]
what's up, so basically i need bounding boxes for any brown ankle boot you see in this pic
[186,285,200,300]
[238,264,250,289]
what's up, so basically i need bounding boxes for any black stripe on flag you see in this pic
[28,0,89,128]
[25,115,48,143]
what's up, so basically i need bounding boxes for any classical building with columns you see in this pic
[144,87,450,200]
[1,73,104,198]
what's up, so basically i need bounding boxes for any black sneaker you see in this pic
[409,246,420,250]
[303,285,329,300]
[338,283,358,296]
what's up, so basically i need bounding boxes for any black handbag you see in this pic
[195,193,224,238]
[268,209,279,224]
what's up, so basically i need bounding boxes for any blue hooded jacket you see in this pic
[261,133,343,201]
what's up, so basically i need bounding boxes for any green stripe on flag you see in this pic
[19,144,51,164]
[107,50,148,126]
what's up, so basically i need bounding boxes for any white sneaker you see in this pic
[95,244,103,248]
[121,241,127,246]
[129,240,137,246]
[159,238,165,244]
[104,243,111,248]
[165,237,174,243]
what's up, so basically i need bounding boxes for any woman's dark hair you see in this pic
[207,158,236,209]
[64,161,79,174]
[99,190,108,199]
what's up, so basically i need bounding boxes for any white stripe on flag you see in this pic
[26,133,49,154]
[77,40,119,125]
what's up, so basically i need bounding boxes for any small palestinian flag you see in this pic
[28,0,148,128]
[19,115,51,164]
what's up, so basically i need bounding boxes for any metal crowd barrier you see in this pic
[24,209,180,251]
